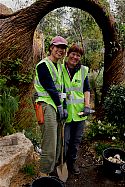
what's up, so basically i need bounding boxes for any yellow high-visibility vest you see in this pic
[62,64,89,122]
[34,57,63,111]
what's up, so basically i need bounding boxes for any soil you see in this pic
[10,140,125,187]
[66,140,125,187]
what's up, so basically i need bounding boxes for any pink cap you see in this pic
[50,36,68,46]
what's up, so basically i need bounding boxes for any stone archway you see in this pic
[0,0,124,127]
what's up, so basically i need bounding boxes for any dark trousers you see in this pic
[64,120,85,165]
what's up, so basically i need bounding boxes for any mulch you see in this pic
[65,140,125,187]
[10,139,125,187]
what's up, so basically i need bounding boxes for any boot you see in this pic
[67,161,80,175]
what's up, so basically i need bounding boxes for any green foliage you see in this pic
[21,164,36,176]
[114,0,125,47]
[44,35,53,54]
[104,84,125,138]
[89,69,104,108]
[116,22,125,48]
[39,7,68,53]
[86,120,118,140]
[99,0,110,11]
[94,142,111,156]
[94,140,124,156]
[1,58,34,87]
[40,7,104,71]
[1,58,34,134]
[24,125,42,148]
[65,8,104,70]
[0,78,19,135]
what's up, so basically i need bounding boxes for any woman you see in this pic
[62,44,90,175]
[34,36,68,175]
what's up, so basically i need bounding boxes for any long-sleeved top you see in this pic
[37,62,90,107]
[37,62,61,107]
[65,62,90,92]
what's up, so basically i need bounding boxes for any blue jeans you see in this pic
[64,120,85,164]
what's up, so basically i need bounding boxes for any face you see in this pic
[67,52,81,68]
[50,45,66,62]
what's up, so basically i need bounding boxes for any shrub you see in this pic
[86,119,118,140]
[104,84,125,139]
[94,141,124,156]
[24,125,42,148]
[1,58,34,86]
[0,78,19,135]
[89,69,103,108]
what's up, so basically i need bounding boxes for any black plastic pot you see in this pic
[31,176,65,187]
[103,148,125,175]
[121,164,125,178]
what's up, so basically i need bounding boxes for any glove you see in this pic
[63,109,68,120]
[83,106,90,116]
[57,105,64,121]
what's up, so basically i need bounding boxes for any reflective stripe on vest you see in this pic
[34,79,61,90]
[65,65,84,93]
[67,98,84,104]
[34,57,63,110]
[37,91,66,99]
[62,64,88,122]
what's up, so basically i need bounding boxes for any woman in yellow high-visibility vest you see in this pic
[34,36,68,176]
[62,44,91,175]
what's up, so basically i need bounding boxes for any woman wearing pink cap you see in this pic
[34,36,68,176]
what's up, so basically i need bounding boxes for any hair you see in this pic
[48,44,53,55]
[67,44,84,56]
[48,44,67,55]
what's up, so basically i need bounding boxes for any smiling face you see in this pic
[49,44,66,63]
[67,51,81,68]
[66,44,84,68]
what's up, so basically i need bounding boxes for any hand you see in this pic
[57,105,64,121]
[63,109,68,119]
[83,106,90,116]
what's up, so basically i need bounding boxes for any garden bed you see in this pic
[10,139,125,187]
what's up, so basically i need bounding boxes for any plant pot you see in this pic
[102,147,125,176]
[31,176,65,187]
[121,164,125,178]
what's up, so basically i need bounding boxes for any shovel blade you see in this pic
[57,162,68,182]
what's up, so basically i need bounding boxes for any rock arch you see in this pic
[0,0,124,126]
